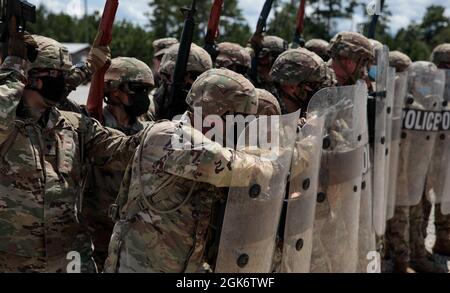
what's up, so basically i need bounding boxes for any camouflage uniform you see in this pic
[270,48,336,114]
[60,33,111,114]
[103,68,284,273]
[83,57,154,272]
[305,39,330,62]
[328,32,374,86]
[0,36,141,273]
[144,43,213,122]
[215,42,251,75]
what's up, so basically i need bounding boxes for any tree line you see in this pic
[28,0,450,65]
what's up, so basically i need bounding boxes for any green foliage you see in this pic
[146,0,251,46]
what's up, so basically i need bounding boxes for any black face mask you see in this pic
[37,75,67,107]
[124,90,151,117]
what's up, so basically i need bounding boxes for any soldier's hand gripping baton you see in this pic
[87,0,119,124]
[292,0,306,49]
[0,0,36,60]
[249,0,274,82]
[204,0,223,62]
[164,0,197,120]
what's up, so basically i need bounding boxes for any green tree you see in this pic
[267,0,360,43]
[146,0,251,46]
[29,5,153,64]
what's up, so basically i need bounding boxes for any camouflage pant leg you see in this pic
[410,196,427,259]
[0,253,46,273]
[435,204,450,242]
[422,198,432,236]
[0,252,96,273]
[385,206,410,263]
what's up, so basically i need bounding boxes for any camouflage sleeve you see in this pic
[0,56,26,145]
[141,122,275,188]
[84,116,143,171]
[65,63,92,92]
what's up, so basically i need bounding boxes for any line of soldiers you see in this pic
[0,24,450,273]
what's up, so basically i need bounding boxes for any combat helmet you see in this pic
[186,68,258,116]
[305,39,330,61]
[105,57,155,93]
[260,35,289,58]
[153,38,179,58]
[328,31,375,64]
[270,48,335,87]
[29,35,72,73]
[159,43,213,77]
[216,42,251,70]
[430,44,450,66]
[389,51,412,73]
[256,88,281,116]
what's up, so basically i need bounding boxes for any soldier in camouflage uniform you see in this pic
[270,48,336,115]
[0,31,142,272]
[144,43,212,122]
[423,44,450,258]
[152,38,178,88]
[383,50,417,273]
[83,57,154,271]
[328,31,374,86]
[250,35,288,94]
[305,39,330,62]
[104,68,286,273]
[385,55,446,273]
[215,42,251,76]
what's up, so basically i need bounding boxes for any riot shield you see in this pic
[380,67,400,230]
[439,70,450,214]
[427,69,450,204]
[308,82,368,273]
[386,71,408,219]
[280,114,325,273]
[395,63,445,207]
[214,111,300,273]
[357,144,378,273]
[372,46,389,236]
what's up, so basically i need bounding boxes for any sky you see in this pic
[30,0,450,35]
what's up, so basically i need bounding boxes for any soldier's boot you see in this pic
[392,261,416,273]
[432,205,450,256]
[433,235,450,256]
[409,256,447,273]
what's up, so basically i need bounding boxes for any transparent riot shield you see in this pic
[379,67,400,230]
[372,45,390,236]
[427,69,450,204]
[280,114,325,273]
[214,111,300,273]
[395,63,446,207]
[357,143,378,273]
[308,82,368,273]
[386,71,408,219]
[439,70,450,215]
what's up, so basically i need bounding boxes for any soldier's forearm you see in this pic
[0,56,26,143]
[65,63,93,92]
